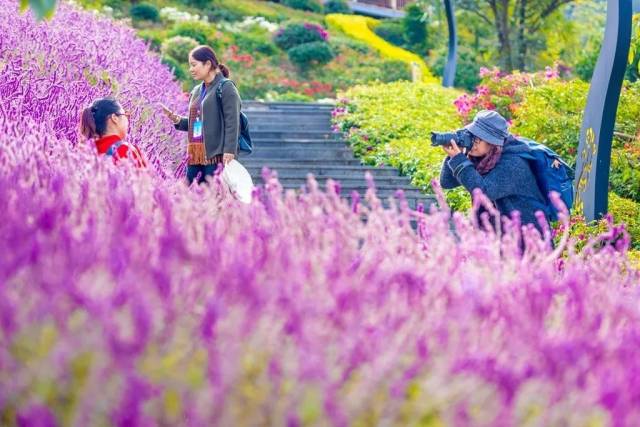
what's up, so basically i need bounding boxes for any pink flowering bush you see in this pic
[454,65,564,123]
[2,2,640,426]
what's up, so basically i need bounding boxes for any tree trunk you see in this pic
[516,0,528,70]
[492,0,513,71]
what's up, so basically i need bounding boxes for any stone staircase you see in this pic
[242,101,435,210]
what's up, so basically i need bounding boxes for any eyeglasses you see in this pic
[115,111,130,118]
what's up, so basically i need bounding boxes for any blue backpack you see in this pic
[514,137,574,221]
[216,79,253,156]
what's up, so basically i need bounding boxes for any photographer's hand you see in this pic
[442,139,462,158]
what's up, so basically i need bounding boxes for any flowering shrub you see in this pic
[168,20,216,46]
[0,0,186,176]
[273,22,329,51]
[161,35,199,63]
[325,13,438,84]
[219,15,279,33]
[453,66,556,122]
[159,6,209,24]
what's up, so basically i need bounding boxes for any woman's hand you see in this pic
[223,153,235,165]
[159,103,180,124]
[442,139,462,158]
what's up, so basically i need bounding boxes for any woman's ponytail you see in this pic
[218,63,230,78]
[80,106,97,139]
[79,98,120,139]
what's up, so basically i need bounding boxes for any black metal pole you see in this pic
[574,0,632,221]
[443,0,457,87]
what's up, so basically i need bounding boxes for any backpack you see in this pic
[514,137,574,221]
[216,79,253,156]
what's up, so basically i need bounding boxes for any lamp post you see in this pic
[574,0,632,221]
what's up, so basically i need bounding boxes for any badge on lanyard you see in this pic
[193,118,203,140]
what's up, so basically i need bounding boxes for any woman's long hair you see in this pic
[190,45,230,78]
[470,138,509,175]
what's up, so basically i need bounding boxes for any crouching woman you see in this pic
[439,110,549,231]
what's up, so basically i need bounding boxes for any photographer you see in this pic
[438,110,549,230]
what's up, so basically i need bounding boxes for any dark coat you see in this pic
[440,138,549,228]
[175,72,241,158]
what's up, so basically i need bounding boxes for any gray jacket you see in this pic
[175,72,241,158]
[440,138,549,228]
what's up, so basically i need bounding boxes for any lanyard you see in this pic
[198,82,209,108]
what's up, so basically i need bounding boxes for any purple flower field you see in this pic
[1,1,640,426]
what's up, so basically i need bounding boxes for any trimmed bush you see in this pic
[168,21,212,46]
[130,2,160,22]
[181,0,210,8]
[233,32,278,56]
[161,55,188,81]
[324,0,351,14]
[282,0,323,13]
[287,41,334,69]
[373,20,405,47]
[274,22,328,50]
[161,35,199,63]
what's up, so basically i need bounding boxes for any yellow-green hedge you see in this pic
[335,81,467,207]
[325,13,438,84]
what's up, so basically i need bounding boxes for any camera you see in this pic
[430,129,474,150]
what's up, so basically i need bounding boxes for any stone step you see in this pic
[250,138,348,144]
[242,158,365,167]
[254,176,412,188]
[251,124,331,132]
[251,147,355,160]
[248,169,409,181]
[245,164,401,177]
[249,117,331,126]
[244,101,335,111]
[251,141,348,150]
[257,180,427,197]
[250,130,340,140]
[245,111,332,118]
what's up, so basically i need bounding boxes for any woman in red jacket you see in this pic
[80,97,146,167]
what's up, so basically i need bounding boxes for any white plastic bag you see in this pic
[221,159,254,204]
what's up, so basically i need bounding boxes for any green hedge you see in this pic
[287,41,334,69]
[130,2,159,22]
